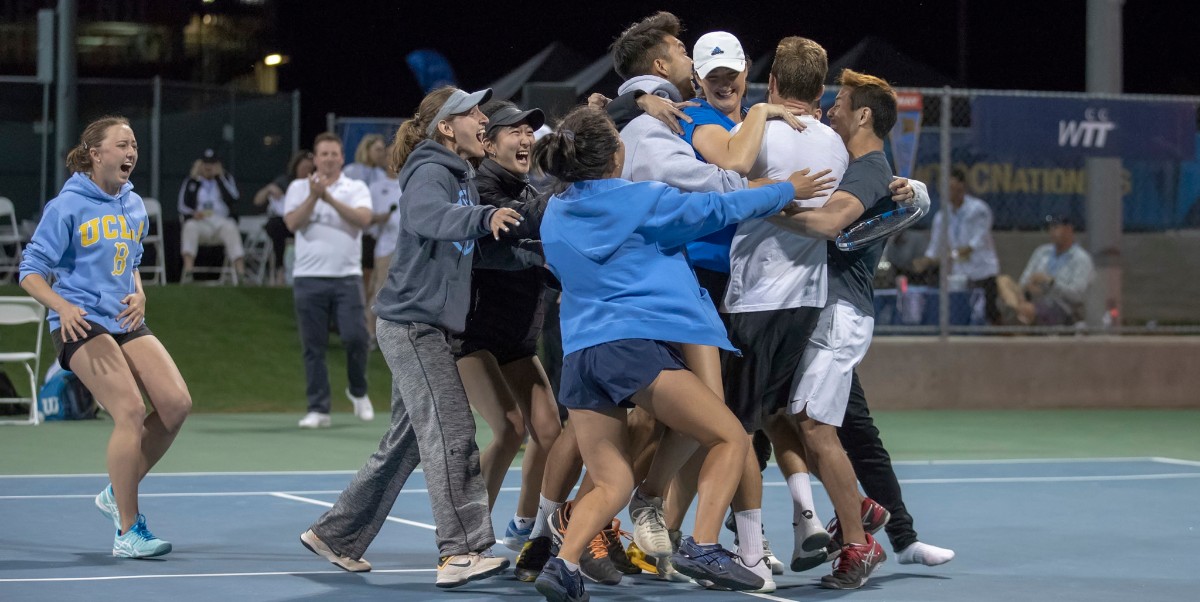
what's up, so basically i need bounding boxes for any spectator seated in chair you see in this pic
[178,149,245,283]
[996,214,1095,326]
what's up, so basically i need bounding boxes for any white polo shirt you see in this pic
[723,117,849,313]
[283,174,372,278]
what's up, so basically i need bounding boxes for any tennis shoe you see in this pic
[628,489,672,557]
[436,550,509,588]
[601,519,640,575]
[536,556,590,602]
[861,497,891,534]
[112,514,171,558]
[547,501,572,549]
[820,533,886,590]
[301,529,371,572]
[580,531,622,585]
[95,484,120,531]
[515,536,554,582]
[346,388,374,421]
[298,412,331,428]
[503,517,533,551]
[670,536,764,591]
[624,541,657,574]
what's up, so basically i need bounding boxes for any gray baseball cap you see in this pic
[426,88,493,136]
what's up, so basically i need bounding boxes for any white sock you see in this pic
[897,541,956,566]
[529,494,563,540]
[513,515,536,531]
[787,472,821,525]
[562,559,580,572]
[734,509,764,565]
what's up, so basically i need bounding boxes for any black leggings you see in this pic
[837,370,918,552]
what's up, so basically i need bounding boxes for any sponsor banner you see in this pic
[972,96,1196,161]
[911,132,1200,230]
[889,92,923,178]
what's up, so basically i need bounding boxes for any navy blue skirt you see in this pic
[559,339,688,411]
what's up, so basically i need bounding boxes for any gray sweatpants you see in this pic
[310,319,494,559]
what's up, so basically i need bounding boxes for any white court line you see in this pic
[6,473,1200,503]
[268,492,436,531]
[738,592,795,602]
[0,456,1182,479]
[762,472,1200,486]
[1150,456,1200,468]
[1,486,525,501]
[0,568,435,584]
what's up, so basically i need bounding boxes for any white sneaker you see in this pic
[628,489,672,557]
[897,541,955,566]
[762,538,785,575]
[346,388,374,421]
[795,510,832,553]
[436,550,510,588]
[298,412,331,428]
[300,529,371,572]
[739,556,777,593]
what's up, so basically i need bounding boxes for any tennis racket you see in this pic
[835,203,927,251]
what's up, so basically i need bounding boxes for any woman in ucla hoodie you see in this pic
[300,87,522,589]
[530,106,825,601]
[20,116,191,559]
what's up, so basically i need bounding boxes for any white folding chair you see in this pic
[140,198,167,286]
[237,215,274,286]
[0,197,24,283]
[0,297,45,426]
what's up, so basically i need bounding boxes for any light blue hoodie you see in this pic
[541,178,795,356]
[20,172,148,333]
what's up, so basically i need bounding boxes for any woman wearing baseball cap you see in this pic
[300,86,522,589]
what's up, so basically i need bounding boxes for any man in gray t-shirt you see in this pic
[825,150,896,317]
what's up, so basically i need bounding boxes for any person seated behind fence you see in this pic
[996,214,1094,326]
[254,150,315,285]
[913,167,1001,323]
[178,149,245,283]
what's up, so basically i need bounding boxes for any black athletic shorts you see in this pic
[722,306,822,433]
[51,319,155,370]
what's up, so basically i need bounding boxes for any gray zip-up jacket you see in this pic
[374,140,497,333]
[616,75,747,193]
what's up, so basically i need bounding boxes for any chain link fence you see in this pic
[0,76,299,225]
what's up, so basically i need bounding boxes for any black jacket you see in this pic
[179,173,239,220]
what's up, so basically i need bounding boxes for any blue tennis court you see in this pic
[3,457,1198,601]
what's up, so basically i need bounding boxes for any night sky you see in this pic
[274,0,1199,141]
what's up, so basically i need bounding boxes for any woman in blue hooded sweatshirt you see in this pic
[20,115,191,559]
[531,106,821,601]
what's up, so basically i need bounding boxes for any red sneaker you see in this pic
[820,532,886,590]
[824,498,892,561]
[860,498,891,534]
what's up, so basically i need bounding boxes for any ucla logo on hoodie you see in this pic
[452,188,475,256]
[78,215,144,276]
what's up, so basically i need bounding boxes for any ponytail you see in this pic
[388,86,457,173]
[532,106,620,183]
[66,115,130,174]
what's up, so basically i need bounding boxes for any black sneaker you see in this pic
[515,536,554,582]
[580,531,622,585]
[820,533,886,590]
[548,502,573,550]
[602,519,640,575]
[536,556,590,602]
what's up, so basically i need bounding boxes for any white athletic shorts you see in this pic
[789,300,874,426]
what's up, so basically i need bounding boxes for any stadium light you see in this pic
[264,53,284,67]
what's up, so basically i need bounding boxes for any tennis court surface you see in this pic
[4,455,1198,601]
